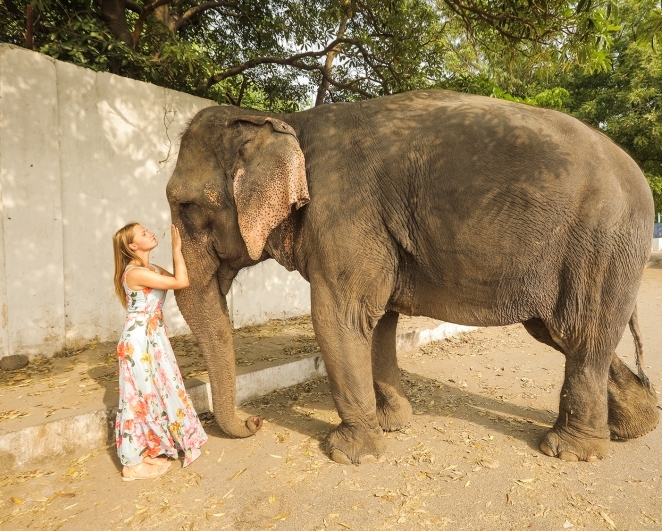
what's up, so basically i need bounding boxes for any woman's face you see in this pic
[130,224,158,252]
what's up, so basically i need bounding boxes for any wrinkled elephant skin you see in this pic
[166,90,658,464]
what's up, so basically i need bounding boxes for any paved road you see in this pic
[1,268,661,530]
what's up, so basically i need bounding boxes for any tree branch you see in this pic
[197,37,351,87]
[441,0,556,43]
[125,0,143,14]
[174,1,239,31]
[236,75,248,106]
[196,38,373,98]
[100,0,135,47]
[315,12,350,106]
[26,4,34,50]
[132,0,173,49]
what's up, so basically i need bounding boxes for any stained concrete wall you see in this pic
[0,45,310,360]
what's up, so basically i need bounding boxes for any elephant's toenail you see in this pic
[330,449,352,465]
[559,451,579,462]
[359,454,378,464]
[539,440,555,457]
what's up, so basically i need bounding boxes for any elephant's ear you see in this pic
[230,116,309,260]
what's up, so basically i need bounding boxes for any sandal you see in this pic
[122,462,168,482]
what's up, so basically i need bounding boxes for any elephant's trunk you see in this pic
[173,223,261,438]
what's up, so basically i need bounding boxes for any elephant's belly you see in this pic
[388,273,539,327]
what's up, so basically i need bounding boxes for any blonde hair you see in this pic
[112,222,146,306]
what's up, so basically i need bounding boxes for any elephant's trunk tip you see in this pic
[215,413,263,438]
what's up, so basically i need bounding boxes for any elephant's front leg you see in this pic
[311,291,387,465]
[372,311,412,431]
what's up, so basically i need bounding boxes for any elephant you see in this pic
[166,89,659,465]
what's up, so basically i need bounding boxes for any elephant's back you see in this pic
[327,90,652,232]
[295,90,652,250]
[298,89,648,195]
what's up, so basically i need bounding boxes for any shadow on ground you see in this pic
[233,369,557,460]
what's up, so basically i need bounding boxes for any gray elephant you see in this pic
[166,90,658,464]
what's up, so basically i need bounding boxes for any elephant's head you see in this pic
[166,108,309,437]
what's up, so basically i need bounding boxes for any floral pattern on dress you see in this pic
[115,265,207,467]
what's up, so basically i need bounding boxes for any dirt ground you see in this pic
[1,268,661,531]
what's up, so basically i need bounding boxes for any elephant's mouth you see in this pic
[207,237,238,297]
[216,265,238,297]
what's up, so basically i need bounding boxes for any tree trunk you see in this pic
[315,14,349,106]
[25,5,34,50]
[154,4,176,32]
[100,0,134,47]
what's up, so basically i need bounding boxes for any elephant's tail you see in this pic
[629,303,651,389]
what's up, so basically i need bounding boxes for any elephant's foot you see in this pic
[608,354,659,440]
[375,384,412,432]
[539,429,609,462]
[326,423,385,465]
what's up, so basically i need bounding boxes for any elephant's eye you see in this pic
[238,138,252,155]
[180,202,206,230]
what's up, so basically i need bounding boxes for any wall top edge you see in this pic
[0,42,34,60]
[0,44,55,65]
[0,44,217,107]
[0,43,21,54]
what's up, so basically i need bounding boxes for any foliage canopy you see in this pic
[1,0,620,109]
[2,0,661,217]
[536,1,662,217]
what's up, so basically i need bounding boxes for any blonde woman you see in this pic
[112,222,207,481]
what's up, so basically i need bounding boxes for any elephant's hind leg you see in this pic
[371,311,412,431]
[524,317,605,459]
[522,318,565,354]
[608,353,659,439]
[538,337,612,462]
[531,317,613,462]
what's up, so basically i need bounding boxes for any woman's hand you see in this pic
[170,224,190,289]
[171,224,182,255]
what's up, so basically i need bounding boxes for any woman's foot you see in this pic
[122,461,168,482]
[143,455,171,469]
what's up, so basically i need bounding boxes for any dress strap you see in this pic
[124,264,158,272]
[122,264,160,288]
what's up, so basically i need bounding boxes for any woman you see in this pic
[112,222,207,481]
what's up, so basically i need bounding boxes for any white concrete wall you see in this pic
[0,45,310,359]
[230,259,311,328]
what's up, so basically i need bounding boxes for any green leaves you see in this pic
[558,1,662,217]
[0,0,627,109]
[3,0,660,214]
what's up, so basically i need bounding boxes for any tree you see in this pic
[1,0,620,110]
[536,1,662,217]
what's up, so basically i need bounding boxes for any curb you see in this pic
[0,321,475,470]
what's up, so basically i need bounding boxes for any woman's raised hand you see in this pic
[171,224,182,255]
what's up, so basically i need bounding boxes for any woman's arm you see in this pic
[125,226,190,291]
[153,264,174,278]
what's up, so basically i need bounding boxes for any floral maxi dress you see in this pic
[115,264,207,467]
